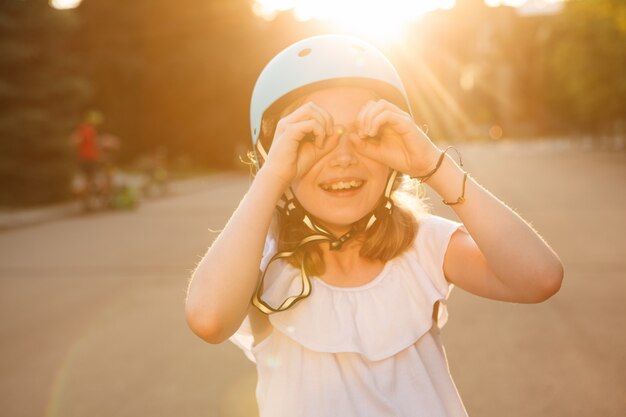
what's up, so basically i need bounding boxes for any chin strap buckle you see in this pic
[278,190,305,222]
[329,227,356,251]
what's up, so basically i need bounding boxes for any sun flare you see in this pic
[253,0,456,41]
[49,0,83,10]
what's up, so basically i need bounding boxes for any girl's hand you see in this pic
[353,99,441,177]
[261,102,339,188]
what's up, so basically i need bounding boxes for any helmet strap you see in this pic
[255,141,269,168]
[253,169,398,315]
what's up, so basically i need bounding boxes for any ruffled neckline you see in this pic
[311,256,396,292]
[256,213,461,361]
[260,253,448,361]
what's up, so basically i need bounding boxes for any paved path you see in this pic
[0,144,624,417]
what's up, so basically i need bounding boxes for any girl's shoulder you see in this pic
[415,212,463,235]
[391,212,465,294]
[411,212,465,260]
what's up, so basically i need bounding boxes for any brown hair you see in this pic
[273,175,430,276]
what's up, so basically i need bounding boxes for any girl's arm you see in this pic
[186,102,337,344]
[355,99,563,303]
[431,154,564,303]
[185,168,286,343]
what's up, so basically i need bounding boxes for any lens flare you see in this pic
[253,0,457,42]
[49,0,83,10]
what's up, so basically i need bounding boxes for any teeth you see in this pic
[321,180,363,191]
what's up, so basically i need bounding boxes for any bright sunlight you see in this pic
[252,0,456,41]
[49,0,83,10]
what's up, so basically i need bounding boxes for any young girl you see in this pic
[185,35,564,417]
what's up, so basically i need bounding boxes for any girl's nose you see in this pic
[328,125,358,168]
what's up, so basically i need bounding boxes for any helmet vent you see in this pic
[297,48,312,57]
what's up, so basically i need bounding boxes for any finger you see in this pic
[285,102,332,137]
[349,132,386,163]
[285,119,326,144]
[369,110,412,137]
[317,127,340,155]
[363,99,408,136]
[357,100,376,137]
[284,103,325,132]
[363,100,390,136]
[372,99,411,118]
[308,102,335,137]
[295,131,341,179]
[279,103,322,135]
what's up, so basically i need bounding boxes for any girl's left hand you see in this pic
[353,99,441,177]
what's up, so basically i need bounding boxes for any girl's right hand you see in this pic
[261,102,338,188]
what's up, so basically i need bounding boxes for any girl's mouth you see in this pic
[319,179,364,192]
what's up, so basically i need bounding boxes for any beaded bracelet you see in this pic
[442,172,468,205]
[412,145,468,206]
[412,146,463,183]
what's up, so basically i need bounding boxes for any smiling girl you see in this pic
[185,35,564,417]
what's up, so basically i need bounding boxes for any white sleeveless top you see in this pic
[230,214,469,417]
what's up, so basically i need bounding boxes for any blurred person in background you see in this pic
[71,109,103,212]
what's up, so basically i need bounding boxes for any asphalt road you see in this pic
[0,143,624,417]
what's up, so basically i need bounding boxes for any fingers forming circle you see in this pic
[283,101,333,136]
[284,119,326,144]
[370,110,413,137]
[361,99,409,136]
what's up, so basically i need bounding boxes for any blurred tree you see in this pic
[546,0,626,136]
[0,0,91,206]
[75,0,271,168]
[505,14,556,136]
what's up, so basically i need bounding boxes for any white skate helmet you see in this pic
[250,34,412,164]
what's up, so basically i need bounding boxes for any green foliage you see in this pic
[546,0,626,134]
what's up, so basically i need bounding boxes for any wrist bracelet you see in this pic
[412,146,463,183]
[442,172,468,205]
